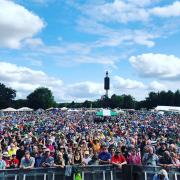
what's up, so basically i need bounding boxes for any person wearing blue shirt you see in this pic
[98,145,111,165]
[40,149,54,167]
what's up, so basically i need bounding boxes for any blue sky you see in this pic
[0,0,180,102]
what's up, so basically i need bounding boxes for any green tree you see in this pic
[0,83,16,109]
[27,87,55,110]
[122,94,135,109]
[145,92,159,108]
[110,94,123,108]
[174,90,180,106]
[82,100,92,108]
[13,99,28,109]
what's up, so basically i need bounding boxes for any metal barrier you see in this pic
[0,165,179,180]
[122,165,180,180]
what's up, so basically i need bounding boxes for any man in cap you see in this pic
[40,148,54,167]
[2,152,10,168]
[82,151,91,165]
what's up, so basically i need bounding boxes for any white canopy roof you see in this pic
[18,107,33,111]
[155,106,180,112]
[1,107,17,112]
[46,107,58,111]
[61,107,68,111]
[36,108,44,112]
[67,109,79,112]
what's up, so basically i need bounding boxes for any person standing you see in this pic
[40,149,54,168]
[54,152,65,168]
[127,148,141,165]
[142,147,159,166]
[16,144,25,166]
[9,154,19,168]
[20,151,35,169]
[0,153,6,169]
[98,145,111,165]
[111,150,127,168]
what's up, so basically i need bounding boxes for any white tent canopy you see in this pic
[61,107,68,111]
[18,107,33,111]
[46,107,58,111]
[155,106,180,112]
[67,109,79,112]
[114,109,125,114]
[1,107,17,112]
[36,108,44,112]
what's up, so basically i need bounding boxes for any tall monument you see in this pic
[104,71,110,97]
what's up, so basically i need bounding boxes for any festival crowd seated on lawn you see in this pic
[0,109,179,170]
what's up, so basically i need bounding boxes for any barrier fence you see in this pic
[0,165,179,180]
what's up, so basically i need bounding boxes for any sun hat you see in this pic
[3,152,10,157]
[84,151,89,155]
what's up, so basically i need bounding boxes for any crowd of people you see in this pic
[0,109,179,175]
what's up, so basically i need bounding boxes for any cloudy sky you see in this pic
[0,0,180,102]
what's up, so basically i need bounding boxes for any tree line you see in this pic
[0,83,180,110]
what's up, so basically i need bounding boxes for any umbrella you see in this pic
[96,109,117,116]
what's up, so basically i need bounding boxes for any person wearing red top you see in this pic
[9,154,19,168]
[111,150,127,169]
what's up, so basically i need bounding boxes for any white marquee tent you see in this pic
[61,107,68,111]
[155,106,180,112]
[1,107,17,112]
[18,107,33,111]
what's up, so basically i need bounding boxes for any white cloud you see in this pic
[66,81,104,100]
[129,53,180,80]
[0,62,63,98]
[77,18,157,48]
[0,61,179,102]
[113,76,145,89]
[0,61,104,101]
[150,1,180,17]
[82,0,150,23]
[125,0,159,7]
[81,1,180,24]
[0,0,44,49]
[148,81,167,91]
